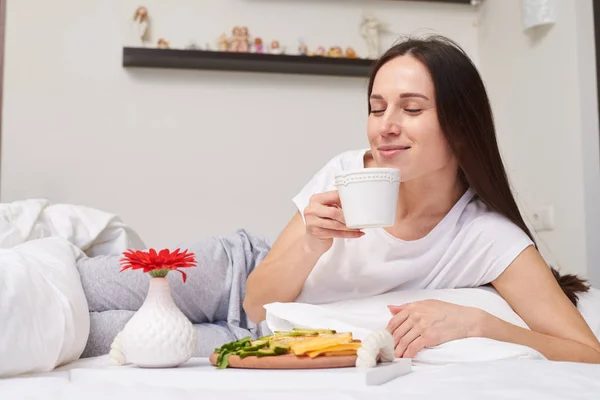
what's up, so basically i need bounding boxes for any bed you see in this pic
[1,199,600,399]
[2,355,599,400]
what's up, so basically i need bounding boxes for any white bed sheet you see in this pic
[2,355,599,400]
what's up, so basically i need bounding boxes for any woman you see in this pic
[243,35,600,363]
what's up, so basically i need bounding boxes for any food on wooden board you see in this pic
[213,328,364,369]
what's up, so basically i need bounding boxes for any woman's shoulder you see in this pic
[460,196,529,236]
[456,194,534,260]
[440,193,535,286]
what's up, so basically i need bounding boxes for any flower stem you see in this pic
[149,268,170,279]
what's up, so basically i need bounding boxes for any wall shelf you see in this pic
[392,0,476,3]
[122,47,375,77]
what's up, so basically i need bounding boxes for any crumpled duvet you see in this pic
[0,198,144,255]
[0,198,145,378]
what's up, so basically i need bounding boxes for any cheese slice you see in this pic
[305,342,362,358]
[290,333,354,355]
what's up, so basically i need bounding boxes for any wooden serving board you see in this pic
[209,353,358,369]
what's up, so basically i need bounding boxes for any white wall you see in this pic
[0,0,479,247]
[478,0,600,284]
[574,0,600,289]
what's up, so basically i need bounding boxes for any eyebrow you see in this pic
[370,93,430,100]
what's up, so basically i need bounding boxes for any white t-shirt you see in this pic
[292,149,534,305]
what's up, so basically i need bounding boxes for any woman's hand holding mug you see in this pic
[302,190,364,254]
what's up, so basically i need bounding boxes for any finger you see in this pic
[308,212,359,233]
[386,309,410,334]
[309,202,351,227]
[308,216,350,232]
[387,305,406,315]
[395,327,421,358]
[310,227,365,239]
[392,319,414,348]
[310,190,342,207]
[402,336,427,359]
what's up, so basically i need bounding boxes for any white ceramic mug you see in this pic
[334,168,401,229]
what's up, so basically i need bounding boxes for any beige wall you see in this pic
[0,0,478,247]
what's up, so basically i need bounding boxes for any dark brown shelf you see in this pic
[122,47,376,77]
[393,0,475,3]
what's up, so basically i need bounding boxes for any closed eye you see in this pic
[370,109,385,114]
[405,109,422,114]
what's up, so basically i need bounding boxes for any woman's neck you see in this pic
[395,171,466,222]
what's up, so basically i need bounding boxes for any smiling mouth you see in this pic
[379,146,410,151]
[378,146,410,156]
[379,146,410,155]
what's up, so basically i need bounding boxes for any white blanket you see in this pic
[3,355,600,400]
[0,198,144,255]
[0,199,145,378]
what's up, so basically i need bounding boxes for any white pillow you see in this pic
[265,287,545,365]
[0,238,90,378]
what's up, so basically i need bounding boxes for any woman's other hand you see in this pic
[302,190,364,253]
[385,300,484,358]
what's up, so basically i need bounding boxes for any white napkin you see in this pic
[264,301,389,340]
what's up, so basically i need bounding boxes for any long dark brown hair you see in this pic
[367,35,589,305]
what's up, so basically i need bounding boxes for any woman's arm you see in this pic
[243,212,323,324]
[244,191,363,323]
[478,311,600,363]
[387,245,600,362]
[488,245,600,363]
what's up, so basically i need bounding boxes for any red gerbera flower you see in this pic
[119,248,197,283]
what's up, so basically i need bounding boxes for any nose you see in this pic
[379,114,402,138]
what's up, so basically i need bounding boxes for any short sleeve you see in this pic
[292,150,366,222]
[447,211,535,287]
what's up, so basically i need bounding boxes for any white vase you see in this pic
[120,277,197,368]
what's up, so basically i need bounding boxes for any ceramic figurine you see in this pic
[229,27,241,51]
[310,46,326,57]
[360,11,390,59]
[239,27,250,52]
[269,40,285,54]
[345,47,358,59]
[157,38,169,49]
[298,43,308,56]
[217,33,230,51]
[131,6,150,47]
[254,37,264,53]
[229,26,250,52]
[328,46,343,58]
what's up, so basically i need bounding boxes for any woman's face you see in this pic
[367,55,456,182]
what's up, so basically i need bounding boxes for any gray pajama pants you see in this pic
[76,229,273,358]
